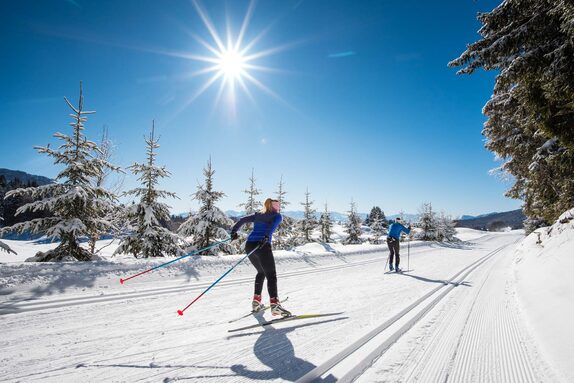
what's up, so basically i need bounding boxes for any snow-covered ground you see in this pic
[0,225,572,382]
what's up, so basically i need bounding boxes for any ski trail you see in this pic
[0,256,385,315]
[357,239,548,383]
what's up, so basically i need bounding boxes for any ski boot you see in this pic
[270,297,292,317]
[389,264,394,272]
[252,294,265,312]
[395,265,402,273]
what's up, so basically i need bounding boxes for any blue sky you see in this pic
[0,0,520,217]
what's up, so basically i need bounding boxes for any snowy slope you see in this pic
[0,228,567,382]
[513,208,574,382]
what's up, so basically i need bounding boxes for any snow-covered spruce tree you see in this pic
[320,202,333,243]
[366,206,388,242]
[449,0,574,225]
[344,200,362,244]
[417,202,437,241]
[115,123,184,258]
[436,211,457,242]
[88,126,122,255]
[238,168,262,234]
[2,83,120,261]
[178,158,233,255]
[298,188,317,243]
[369,215,387,244]
[273,175,296,250]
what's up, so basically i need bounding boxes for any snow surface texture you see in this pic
[0,228,568,382]
[514,208,574,383]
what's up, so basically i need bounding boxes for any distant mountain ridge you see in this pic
[454,209,525,230]
[0,168,52,186]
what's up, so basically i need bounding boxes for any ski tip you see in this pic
[119,278,124,285]
[177,310,184,316]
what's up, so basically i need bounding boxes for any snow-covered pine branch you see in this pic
[0,240,16,254]
[114,122,185,258]
[449,0,574,225]
[178,158,233,255]
[1,82,121,262]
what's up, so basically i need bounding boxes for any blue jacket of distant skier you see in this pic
[231,211,282,244]
[387,222,411,240]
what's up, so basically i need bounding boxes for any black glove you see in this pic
[230,232,238,241]
[258,236,269,246]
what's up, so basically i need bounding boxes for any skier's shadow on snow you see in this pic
[228,314,342,382]
[398,272,472,287]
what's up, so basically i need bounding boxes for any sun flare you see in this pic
[175,0,292,114]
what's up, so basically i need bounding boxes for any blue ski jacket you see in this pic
[231,211,282,244]
[387,222,411,240]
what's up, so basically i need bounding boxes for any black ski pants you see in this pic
[245,241,278,299]
[386,237,401,268]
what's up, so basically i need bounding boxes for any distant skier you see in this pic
[230,198,291,317]
[386,217,412,272]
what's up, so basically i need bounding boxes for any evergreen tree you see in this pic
[320,202,333,243]
[178,158,233,255]
[273,176,296,250]
[449,0,574,224]
[298,188,317,243]
[115,123,184,258]
[436,211,457,242]
[418,202,437,241]
[238,168,261,234]
[369,215,387,244]
[367,206,388,233]
[2,83,120,261]
[88,126,121,254]
[344,200,362,244]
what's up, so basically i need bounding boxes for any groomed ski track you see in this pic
[0,232,553,382]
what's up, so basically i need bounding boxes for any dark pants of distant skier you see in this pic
[245,241,278,298]
[387,237,400,268]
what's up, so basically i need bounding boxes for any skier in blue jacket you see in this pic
[386,217,412,272]
[230,198,291,317]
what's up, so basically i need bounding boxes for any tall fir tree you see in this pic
[368,208,387,244]
[344,200,363,244]
[418,202,437,241]
[320,202,333,243]
[238,168,262,234]
[115,123,184,258]
[273,175,296,249]
[88,126,121,255]
[449,0,574,225]
[2,83,120,261]
[178,158,233,255]
[299,187,317,243]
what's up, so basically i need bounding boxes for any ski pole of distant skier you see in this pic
[177,244,262,316]
[119,238,232,285]
[407,235,410,272]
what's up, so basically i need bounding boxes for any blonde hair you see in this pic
[260,198,279,213]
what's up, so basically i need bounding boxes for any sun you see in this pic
[217,48,246,80]
[175,0,293,114]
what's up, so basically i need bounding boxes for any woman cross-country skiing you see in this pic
[230,198,291,317]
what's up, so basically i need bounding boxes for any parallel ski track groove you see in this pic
[296,242,513,383]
